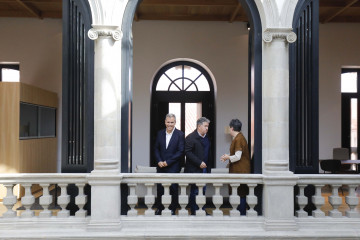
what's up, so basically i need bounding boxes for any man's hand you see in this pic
[200,161,207,169]
[220,154,230,162]
[158,161,168,168]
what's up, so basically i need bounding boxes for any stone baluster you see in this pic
[20,184,35,218]
[57,184,70,217]
[178,183,188,216]
[212,183,223,217]
[195,183,206,217]
[295,184,308,218]
[75,183,87,218]
[247,184,258,217]
[144,183,155,216]
[127,183,138,216]
[229,183,240,217]
[345,184,359,218]
[328,184,342,218]
[161,183,172,216]
[39,184,52,218]
[311,184,325,218]
[2,184,17,218]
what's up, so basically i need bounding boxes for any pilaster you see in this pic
[263,175,298,231]
[87,174,122,231]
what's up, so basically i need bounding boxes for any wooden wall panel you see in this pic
[19,138,57,173]
[0,82,57,173]
[20,83,58,108]
[0,83,20,173]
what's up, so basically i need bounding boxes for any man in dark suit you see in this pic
[185,117,211,215]
[154,113,185,215]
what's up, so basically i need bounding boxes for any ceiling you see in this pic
[0,0,359,24]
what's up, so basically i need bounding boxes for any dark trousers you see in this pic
[188,184,206,214]
[156,183,179,211]
[238,197,247,215]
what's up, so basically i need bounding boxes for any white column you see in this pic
[254,0,300,231]
[86,0,128,231]
[87,26,123,230]
[262,28,297,175]
[89,26,122,174]
[262,28,298,231]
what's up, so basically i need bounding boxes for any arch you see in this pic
[150,59,216,168]
[121,0,263,173]
[150,58,217,95]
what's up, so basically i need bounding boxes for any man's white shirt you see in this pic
[165,128,175,149]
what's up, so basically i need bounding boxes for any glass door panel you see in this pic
[169,102,181,130]
[185,103,202,137]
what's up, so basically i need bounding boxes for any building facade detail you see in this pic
[3,0,360,239]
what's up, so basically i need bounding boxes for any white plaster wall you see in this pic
[0,18,62,172]
[132,21,249,171]
[319,23,360,159]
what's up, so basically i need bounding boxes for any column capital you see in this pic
[88,25,123,41]
[263,28,297,43]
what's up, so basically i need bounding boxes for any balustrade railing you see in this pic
[0,174,88,219]
[1,173,360,223]
[122,173,263,217]
[295,175,360,218]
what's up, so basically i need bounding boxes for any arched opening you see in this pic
[150,60,216,168]
[121,0,263,173]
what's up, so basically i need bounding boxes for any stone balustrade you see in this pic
[0,174,88,219]
[122,173,263,217]
[1,173,360,239]
[295,175,360,219]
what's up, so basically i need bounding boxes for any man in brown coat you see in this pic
[220,119,250,215]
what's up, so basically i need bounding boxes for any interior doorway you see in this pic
[341,68,360,160]
[150,60,216,168]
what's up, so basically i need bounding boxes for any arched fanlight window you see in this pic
[156,64,210,92]
[151,60,215,168]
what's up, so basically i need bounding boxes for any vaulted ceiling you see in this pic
[0,0,359,24]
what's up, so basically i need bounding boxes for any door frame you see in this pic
[341,68,360,157]
[150,60,216,168]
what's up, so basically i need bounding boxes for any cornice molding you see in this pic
[263,28,297,43]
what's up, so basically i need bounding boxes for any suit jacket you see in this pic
[154,128,185,173]
[184,130,212,173]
